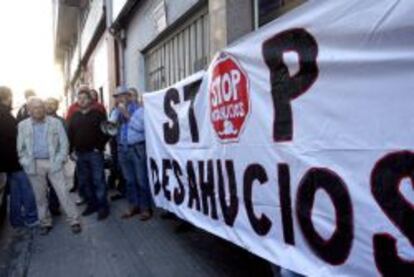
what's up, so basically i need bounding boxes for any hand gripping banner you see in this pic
[143,0,414,275]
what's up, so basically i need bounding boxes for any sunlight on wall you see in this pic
[0,0,63,110]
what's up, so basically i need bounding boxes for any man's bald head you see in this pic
[28,97,46,121]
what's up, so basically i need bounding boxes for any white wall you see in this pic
[92,35,111,110]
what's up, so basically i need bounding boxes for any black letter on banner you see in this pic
[187,161,201,211]
[150,158,161,196]
[278,163,295,245]
[217,160,239,227]
[161,159,172,201]
[183,79,202,143]
[199,160,218,220]
[296,168,353,265]
[244,164,272,236]
[371,151,414,276]
[172,160,185,206]
[262,28,319,142]
[163,88,180,144]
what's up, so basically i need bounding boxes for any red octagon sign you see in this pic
[209,53,250,142]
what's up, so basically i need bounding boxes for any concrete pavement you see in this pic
[0,195,276,277]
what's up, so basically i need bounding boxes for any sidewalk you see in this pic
[0,195,276,277]
[0,215,36,277]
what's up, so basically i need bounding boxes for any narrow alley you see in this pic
[0,197,274,277]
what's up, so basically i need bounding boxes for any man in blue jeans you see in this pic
[7,172,38,228]
[0,86,37,229]
[68,87,109,220]
[112,86,152,220]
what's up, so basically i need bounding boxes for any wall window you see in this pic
[145,10,209,91]
[254,0,306,28]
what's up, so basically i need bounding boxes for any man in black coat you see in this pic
[16,89,35,123]
[68,89,110,220]
[0,86,37,228]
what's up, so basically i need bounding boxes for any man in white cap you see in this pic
[111,86,143,219]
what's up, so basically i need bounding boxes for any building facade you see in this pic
[53,0,118,110]
[54,0,306,108]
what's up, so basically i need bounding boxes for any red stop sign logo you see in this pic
[209,53,250,142]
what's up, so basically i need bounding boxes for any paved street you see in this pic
[0,194,276,277]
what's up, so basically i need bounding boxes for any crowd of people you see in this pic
[0,84,152,236]
[0,85,299,277]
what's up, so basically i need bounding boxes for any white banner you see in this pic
[144,0,414,276]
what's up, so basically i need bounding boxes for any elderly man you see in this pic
[112,86,152,220]
[0,86,37,229]
[17,97,81,235]
[111,86,140,219]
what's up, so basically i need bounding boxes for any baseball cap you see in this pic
[113,85,131,97]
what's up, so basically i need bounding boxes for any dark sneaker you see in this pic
[82,206,97,216]
[97,209,109,221]
[71,224,82,234]
[39,226,52,236]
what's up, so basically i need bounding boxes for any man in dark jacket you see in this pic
[68,89,110,220]
[46,97,66,130]
[66,85,106,122]
[0,86,37,228]
[16,89,36,123]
